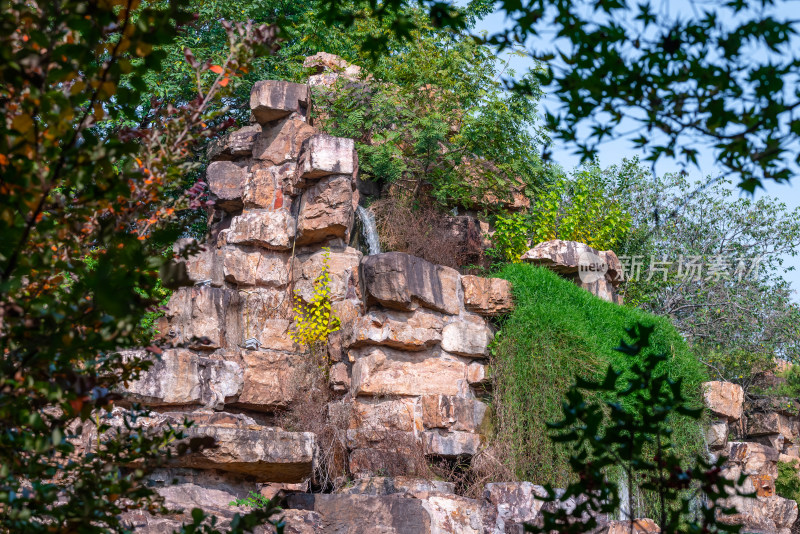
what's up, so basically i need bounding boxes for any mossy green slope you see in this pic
[491,263,707,487]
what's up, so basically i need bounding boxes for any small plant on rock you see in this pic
[289,247,341,362]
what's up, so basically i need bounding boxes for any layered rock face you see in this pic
[117,76,531,532]
[702,381,799,534]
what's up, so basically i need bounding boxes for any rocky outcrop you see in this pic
[701,381,800,533]
[521,239,623,304]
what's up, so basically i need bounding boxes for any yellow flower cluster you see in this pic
[289,248,341,350]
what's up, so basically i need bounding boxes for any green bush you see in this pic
[490,264,707,489]
[776,460,800,504]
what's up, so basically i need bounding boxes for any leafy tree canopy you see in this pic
[319,0,800,192]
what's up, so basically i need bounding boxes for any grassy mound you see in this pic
[491,264,707,487]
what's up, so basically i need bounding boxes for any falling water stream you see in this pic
[356,206,381,256]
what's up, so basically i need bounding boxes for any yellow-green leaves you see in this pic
[289,247,341,352]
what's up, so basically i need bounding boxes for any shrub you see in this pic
[289,247,340,360]
[776,460,800,504]
[486,212,530,264]
[490,264,707,491]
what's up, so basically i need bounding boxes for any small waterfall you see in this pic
[356,206,381,256]
[618,470,631,521]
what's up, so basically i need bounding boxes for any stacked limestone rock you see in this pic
[118,77,560,532]
[703,381,799,534]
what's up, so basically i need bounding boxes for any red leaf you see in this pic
[209,65,223,74]
[219,77,229,87]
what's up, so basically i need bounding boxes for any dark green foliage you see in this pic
[319,0,800,191]
[776,461,800,504]
[524,324,747,532]
[491,265,707,490]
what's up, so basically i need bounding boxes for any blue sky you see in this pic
[471,2,800,298]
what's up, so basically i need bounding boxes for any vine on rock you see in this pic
[289,248,341,363]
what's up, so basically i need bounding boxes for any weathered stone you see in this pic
[348,447,425,479]
[461,275,514,316]
[349,308,444,351]
[747,411,796,441]
[293,247,362,303]
[179,421,316,483]
[421,492,484,533]
[328,298,363,362]
[483,482,548,534]
[335,477,455,497]
[726,442,780,478]
[225,287,293,349]
[421,395,486,432]
[243,162,295,210]
[285,493,432,533]
[423,430,481,457]
[252,117,316,165]
[222,246,290,288]
[720,494,797,534]
[466,362,488,386]
[296,134,357,180]
[329,362,350,392]
[441,315,492,358]
[166,287,240,350]
[296,175,355,245]
[351,346,468,397]
[706,420,728,450]
[361,252,461,315]
[349,397,420,435]
[521,240,623,304]
[747,396,800,417]
[702,381,744,421]
[121,349,200,406]
[173,239,224,286]
[206,160,247,212]
[232,350,305,411]
[250,80,309,124]
[603,519,661,534]
[226,209,295,250]
[207,124,261,161]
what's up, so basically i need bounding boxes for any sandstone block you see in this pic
[461,275,514,316]
[329,362,350,393]
[348,448,425,479]
[747,411,796,441]
[296,134,357,180]
[243,162,294,210]
[222,246,290,288]
[421,395,486,432]
[349,308,443,351]
[349,397,420,435]
[284,493,432,532]
[173,239,224,286]
[250,80,309,124]
[483,482,548,533]
[207,124,261,161]
[232,350,304,411]
[702,381,744,421]
[706,420,728,450]
[293,247,362,303]
[296,175,355,245]
[423,430,481,457]
[727,442,780,478]
[335,477,455,497]
[226,287,293,349]
[351,347,468,397]
[721,494,797,534]
[166,287,240,350]
[206,160,247,212]
[466,362,488,386]
[441,316,492,358]
[179,423,316,482]
[604,520,661,534]
[361,252,461,315]
[226,209,295,250]
[252,117,316,165]
[422,493,484,534]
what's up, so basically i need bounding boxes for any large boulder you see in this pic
[422,430,481,457]
[292,246,362,303]
[440,315,493,358]
[296,134,358,181]
[121,349,242,409]
[421,395,487,432]
[206,160,247,212]
[250,80,310,124]
[483,482,548,534]
[225,209,295,250]
[252,117,316,166]
[350,346,469,397]
[521,240,622,304]
[361,252,461,315]
[349,308,444,351]
[166,287,241,350]
[702,381,744,421]
[461,275,514,316]
[221,246,290,288]
[296,174,355,245]
[231,350,305,411]
[173,239,225,287]
[243,162,295,210]
[207,124,261,161]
